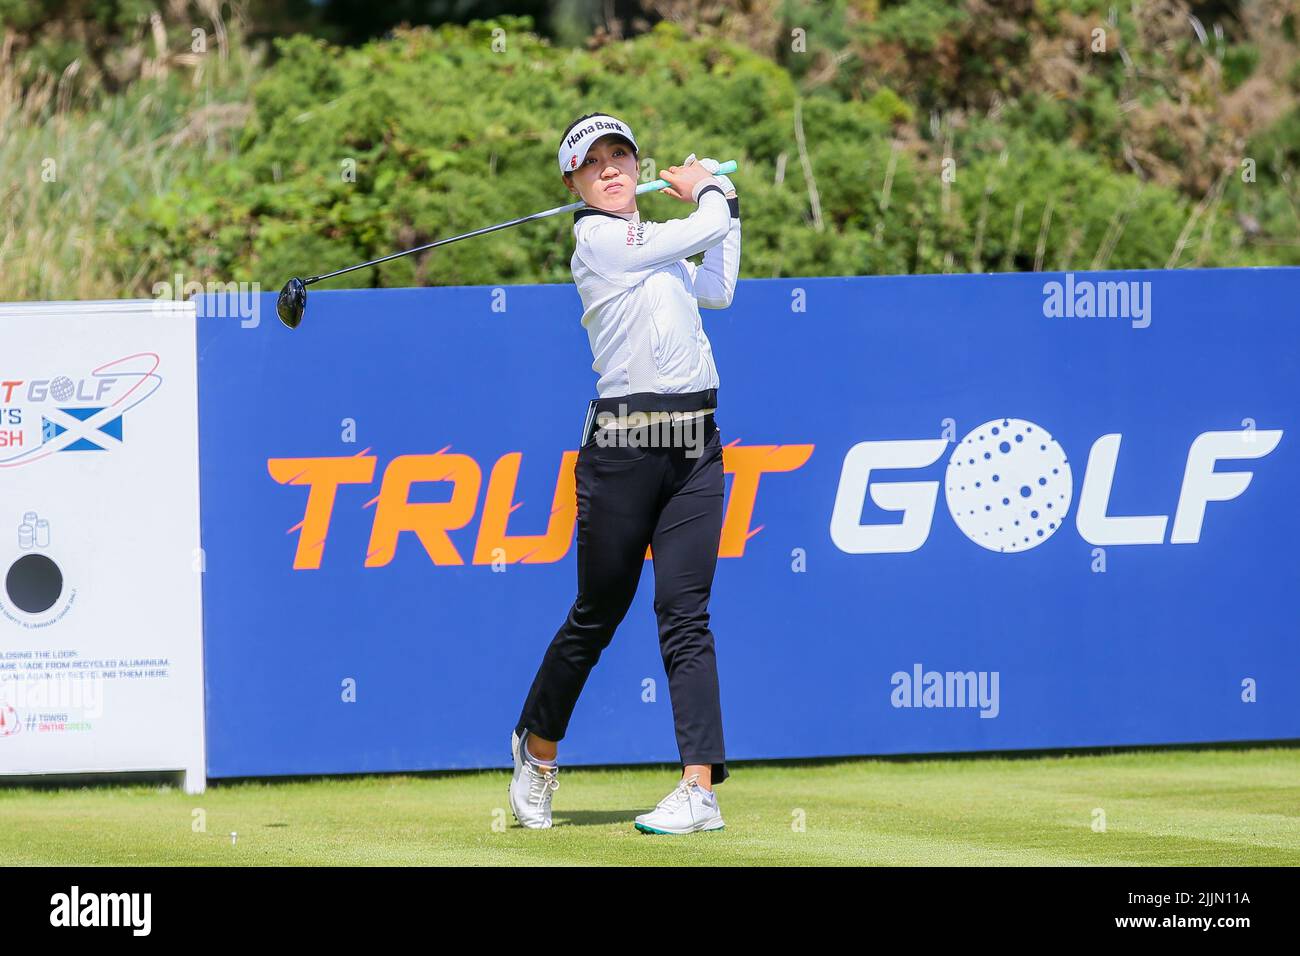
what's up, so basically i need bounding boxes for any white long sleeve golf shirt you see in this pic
[571,181,741,426]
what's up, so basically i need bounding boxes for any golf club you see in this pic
[275,159,738,329]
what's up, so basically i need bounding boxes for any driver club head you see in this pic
[276,277,307,329]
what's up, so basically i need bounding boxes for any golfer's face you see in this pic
[568,135,637,212]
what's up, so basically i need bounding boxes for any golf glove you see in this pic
[683,153,737,197]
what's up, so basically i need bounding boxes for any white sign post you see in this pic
[0,300,206,794]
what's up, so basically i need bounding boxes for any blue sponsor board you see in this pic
[195,268,1300,778]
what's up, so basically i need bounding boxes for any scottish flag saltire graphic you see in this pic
[43,407,125,451]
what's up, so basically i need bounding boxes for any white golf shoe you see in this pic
[509,730,560,829]
[633,773,726,834]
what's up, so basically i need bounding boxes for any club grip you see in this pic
[636,159,738,197]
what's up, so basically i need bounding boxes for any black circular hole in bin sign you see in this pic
[6,554,63,614]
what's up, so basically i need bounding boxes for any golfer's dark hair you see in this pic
[561,112,637,178]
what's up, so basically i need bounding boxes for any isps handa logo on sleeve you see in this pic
[0,353,162,466]
[0,510,76,628]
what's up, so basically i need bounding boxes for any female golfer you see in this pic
[509,113,741,834]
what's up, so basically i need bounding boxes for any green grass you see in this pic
[3,747,1298,865]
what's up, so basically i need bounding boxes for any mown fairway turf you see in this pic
[3,747,1297,865]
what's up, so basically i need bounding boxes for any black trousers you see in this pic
[514,412,729,784]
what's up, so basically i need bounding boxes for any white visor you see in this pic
[558,114,639,174]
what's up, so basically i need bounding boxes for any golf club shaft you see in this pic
[306,160,738,285]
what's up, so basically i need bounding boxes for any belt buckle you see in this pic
[580,399,599,447]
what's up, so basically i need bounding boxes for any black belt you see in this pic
[580,388,717,446]
[591,388,716,417]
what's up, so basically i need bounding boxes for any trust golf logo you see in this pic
[271,415,1282,569]
[0,353,162,467]
[49,886,151,936]
[891,664,1000,718]
[1042,272,1152,328]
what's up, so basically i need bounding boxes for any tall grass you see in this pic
[0,1,261,301]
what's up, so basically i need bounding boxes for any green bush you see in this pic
[127,16,1256,291]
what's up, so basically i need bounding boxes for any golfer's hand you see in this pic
[659,162,716,204]
[698,157,737,198]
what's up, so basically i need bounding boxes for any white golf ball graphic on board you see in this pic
[944,418,1072,552]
